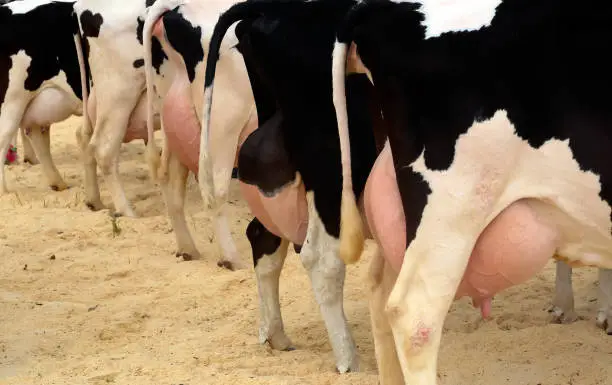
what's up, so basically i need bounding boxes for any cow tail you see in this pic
[72,14,93,155]
[143,0,185,182]
[332,39,365,265]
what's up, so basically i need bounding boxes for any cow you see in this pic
[141,0,249,265]
[1,0,35,166]
[332,0,612,383]
[72,0,234,265]
[157,0,381,373]
[72,0,166,218]
[0,0,84,192]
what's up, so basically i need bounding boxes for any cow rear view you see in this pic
[333,0,612,383]
[0,0,84,193]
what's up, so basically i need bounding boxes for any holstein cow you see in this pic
[196,0,380,372]
[0,0,84,192]
[74,0,241,266]
[2,0,38,166]
[72,0,166,217]
[141,0,248,266]
[333,0,612,383]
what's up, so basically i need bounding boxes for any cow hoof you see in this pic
[595,311,612,334]
[548,305,579,324]
[217,260,235,270]
[50,183,68,192]
[86,201,105,211]
[262,331,294,351]
[336,358,360,374]
[175,252,198,261]
[217,258,248,271]
[113,209,137,218]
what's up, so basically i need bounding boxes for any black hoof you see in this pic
[217,260,234,270]
[175,252,194,261]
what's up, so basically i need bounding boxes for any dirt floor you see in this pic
[1,116,611,385]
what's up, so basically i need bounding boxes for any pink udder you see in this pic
[455,199,558,310]
[239,179,308,246]
[363,143,558,317]
[162,78,202,174]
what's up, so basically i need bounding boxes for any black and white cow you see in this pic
[0,0,224,266]
[0,0,84,192]
[333,0,612,383]
[198,0,383,373]
[72,0,166,217]
[141,0,248,265]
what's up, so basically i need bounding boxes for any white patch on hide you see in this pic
[6,0,74,14]
[410,109,612,269]
[414,0,502,39]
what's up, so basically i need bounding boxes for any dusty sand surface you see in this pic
[1,116,611,385]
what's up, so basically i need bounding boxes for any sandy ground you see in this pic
[0,116,611,385]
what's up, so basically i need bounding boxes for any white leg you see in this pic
[20,126,38,164]
[549,261,579,324]
[76,120,104,211]
[213,209,246,270]
[88,93,139,217]
[299,192,358,373]
[24,125,68,191]
[160,150,199,261]
[596,268,612,334]
[247,217,293,350]
[369,249,404,385]
[0,102,26,193]
[386,228,476,385]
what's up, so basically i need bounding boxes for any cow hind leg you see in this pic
[0,102,26,193]
[24,125,68,191]
[369,249,405,385]
[549,261,579,324]
[20,126,38,164]
[213,209,246,270]
[299,192,358,373]
[596,268,612,334]
[386,231,475,384]
[160,150,199,261]
[89,110,135,217]
[246,217,293,350]
[76,117,104,211]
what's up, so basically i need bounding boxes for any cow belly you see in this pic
[239,178,308,246]
[162,77,200,173]
[21,87,78,128]
[364,143,556,316]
